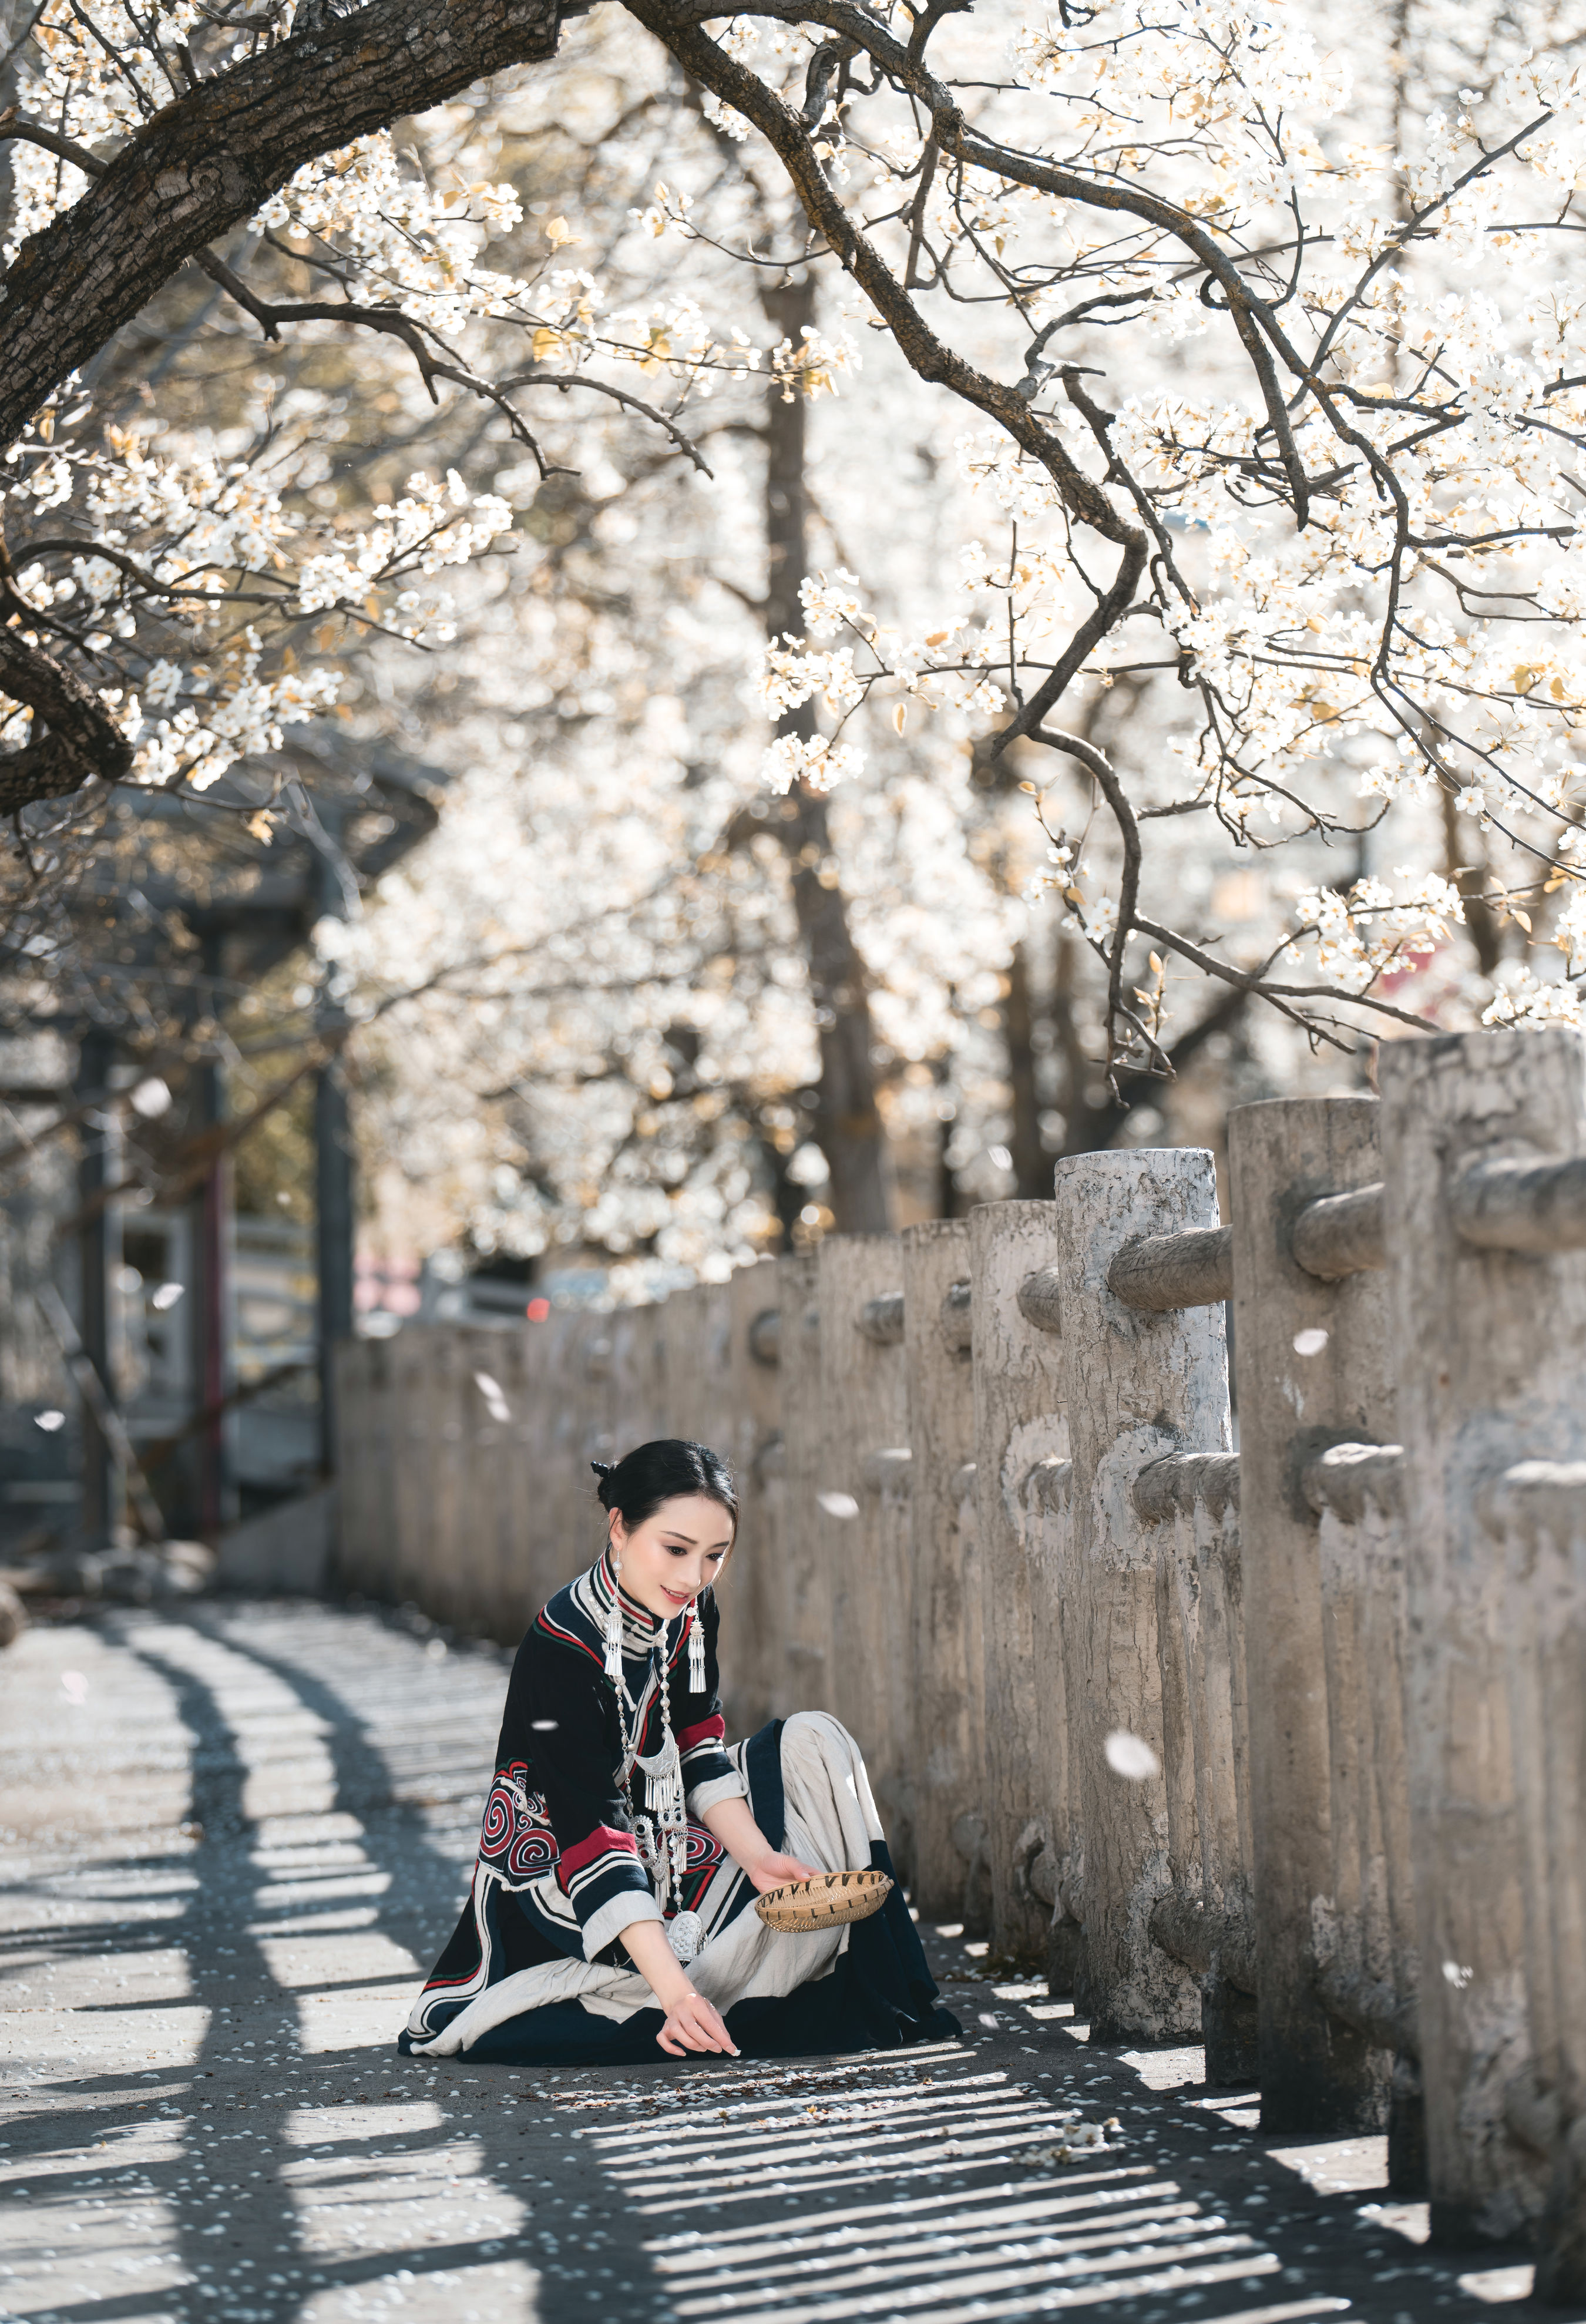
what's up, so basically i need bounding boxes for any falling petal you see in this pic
[1442,1961,1474,1989]
[129,1077,172,1119]
[817,1490,859,1520]
[1293,1327,1329,1357]
[472,1369,512,1422]
[33,1409,65,1432]
[150,1282,184,1312]
[1104,1729,1161,1782]
[61,1671,88,1704]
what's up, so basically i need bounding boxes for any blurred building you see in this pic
[0,741,444,1556]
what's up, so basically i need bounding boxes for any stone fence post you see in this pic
[969,1198,1066,1964]
[1305,1445,1420,2188]
[455,1322,513,1639]
[818,1234,908,1860]
[952,1455,989,1935]
[1133,1453,1254,2082]
[1019,1450,1080,1990]
[1482,1463,1586,2301]
[659,1281,734,1446]
[490,1322,545,1642]
[1382,1026,1586,2269]
[529,1309,580,1606]
[1228,1096,1396,2135]
[389,1326,437,1615]
[558,1312,619,1601]
[866,1438,916,1883]
[902,1218,978,1922]
[1051,1148,1227,2042]
[775,1250,830,1718]
[725,1258,782,1739]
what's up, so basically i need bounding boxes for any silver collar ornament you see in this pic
[602,1550,700,1922]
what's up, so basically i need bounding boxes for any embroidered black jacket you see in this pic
[479,1551,747,1959]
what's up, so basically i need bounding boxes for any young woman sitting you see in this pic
[400,1437,959,2064]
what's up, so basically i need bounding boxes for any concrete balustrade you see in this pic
[1382,1027,1586,2283]
[331,1023,1586,2305]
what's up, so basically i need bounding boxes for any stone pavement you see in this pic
[1,1600,1574,2324]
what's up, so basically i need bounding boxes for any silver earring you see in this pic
[688,1589,707,1692]
[604,1539,624,1682]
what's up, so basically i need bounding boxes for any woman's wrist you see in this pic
[650,1962,694,2011]
[702,1796,778,1882]
[620,1916,694,2011]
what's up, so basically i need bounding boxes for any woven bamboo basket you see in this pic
[754,1868,893,1932]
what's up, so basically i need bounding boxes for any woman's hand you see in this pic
[657,1988,739,2058]
[702,1798,824,1893]
[748,1850,822,1894]
[621,1918,740,2057]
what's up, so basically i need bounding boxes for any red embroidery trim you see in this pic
[558,1823,640,1878]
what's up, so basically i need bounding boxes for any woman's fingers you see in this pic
[750,1850,826,1893]
[681,1997,737,2054]
[656,1993,739,2058]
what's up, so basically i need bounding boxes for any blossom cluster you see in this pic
[3,395,512,794]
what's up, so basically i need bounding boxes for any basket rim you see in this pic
[755,1867,890,1907]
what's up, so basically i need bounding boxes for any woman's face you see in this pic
[609,1493,734,1621]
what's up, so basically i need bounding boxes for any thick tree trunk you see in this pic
[0,0,562,811]
[761,274,893,1234]
[0,0,562,458]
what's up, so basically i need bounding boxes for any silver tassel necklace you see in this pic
[604,1550,688,1913]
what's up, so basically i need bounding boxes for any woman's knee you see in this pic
[782,1707,860,1756]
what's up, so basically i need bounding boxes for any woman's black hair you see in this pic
[590,1439,739,1534]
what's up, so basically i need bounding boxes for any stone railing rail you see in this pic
[334,1025,1586,2304]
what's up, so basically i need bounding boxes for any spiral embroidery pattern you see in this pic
[684,1821,726,1875]
[478,1763,560,1886]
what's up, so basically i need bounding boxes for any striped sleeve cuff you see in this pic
[686,1768,750,1814]
[677,1714,746,1814]
[556,1821,659,1957]
[581,1888,664,1962]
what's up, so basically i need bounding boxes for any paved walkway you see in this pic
[0,1600,1570,2324]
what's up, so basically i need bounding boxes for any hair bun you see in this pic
[587,1440,740,1537]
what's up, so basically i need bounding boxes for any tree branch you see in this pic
[0,0,564,456]
[0,617,133,814]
